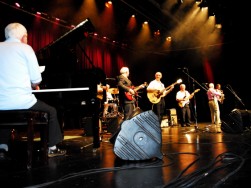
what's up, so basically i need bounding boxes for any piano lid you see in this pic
[35,18,106,89]
[37,18,95,59]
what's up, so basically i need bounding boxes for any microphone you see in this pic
[202,83,208,85]
[177,67,188,70]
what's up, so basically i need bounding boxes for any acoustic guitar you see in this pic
[125,82,147,101]
[178,89,200,108]
[147,79,182,104]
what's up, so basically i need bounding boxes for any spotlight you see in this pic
[215,24,222,29]
[15,3,21,7]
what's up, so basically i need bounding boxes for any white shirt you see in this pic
[0,38,42,109]
[147,79,168,97]
[176,90,190,107]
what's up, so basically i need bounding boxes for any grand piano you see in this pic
[35,19,105,148]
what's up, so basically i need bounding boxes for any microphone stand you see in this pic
[180,70,208,133]
[225,85,246,110]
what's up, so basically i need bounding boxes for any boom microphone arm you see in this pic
[225,84,246,109]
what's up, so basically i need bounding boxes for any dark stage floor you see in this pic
[1,119,251,188]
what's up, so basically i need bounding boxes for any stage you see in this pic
[1,121,251,188]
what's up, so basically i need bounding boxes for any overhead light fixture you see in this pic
[215,24,222,29]
[15,3,21,7]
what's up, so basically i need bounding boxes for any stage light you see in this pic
[215,24,222,29]
[15,2,20,8]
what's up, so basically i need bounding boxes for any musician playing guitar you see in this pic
[215,83,225,121]
[117,67,145,120]
[176,84,200,127]
[147,72,175,123]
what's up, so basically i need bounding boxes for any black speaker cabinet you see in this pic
[82,117,93,136]
[113,110,163,160]
[221,109,251,134]
[106,116,123,134]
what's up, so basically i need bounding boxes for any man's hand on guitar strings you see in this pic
[129,88,135,95]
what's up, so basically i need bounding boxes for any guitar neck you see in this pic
[133,83,146,92]
[134,86,142,92]
[188,89,200,99]
[162,81,177,93]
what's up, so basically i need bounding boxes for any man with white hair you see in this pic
[207,83,222,126]
[0,23,66,160]
[117,67,137,120]
[147,72,174,123]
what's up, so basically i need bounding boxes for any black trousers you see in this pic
[152,98,165,124]
[180,104,192,125]
[123,102,135,120]
[0,100,63,147]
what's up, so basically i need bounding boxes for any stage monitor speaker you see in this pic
[109,107,143,144]
[221,109,251,134]
[113,110,163,160]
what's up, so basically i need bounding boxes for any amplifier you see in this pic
[106,116,123,134]
[82,117,93,136]
[167,108,178,126]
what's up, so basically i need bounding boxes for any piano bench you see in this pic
[0,110,49,170]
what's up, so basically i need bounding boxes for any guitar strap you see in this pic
[181,91,190,107]
[184,91,189,106]
[122,75,132,88]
